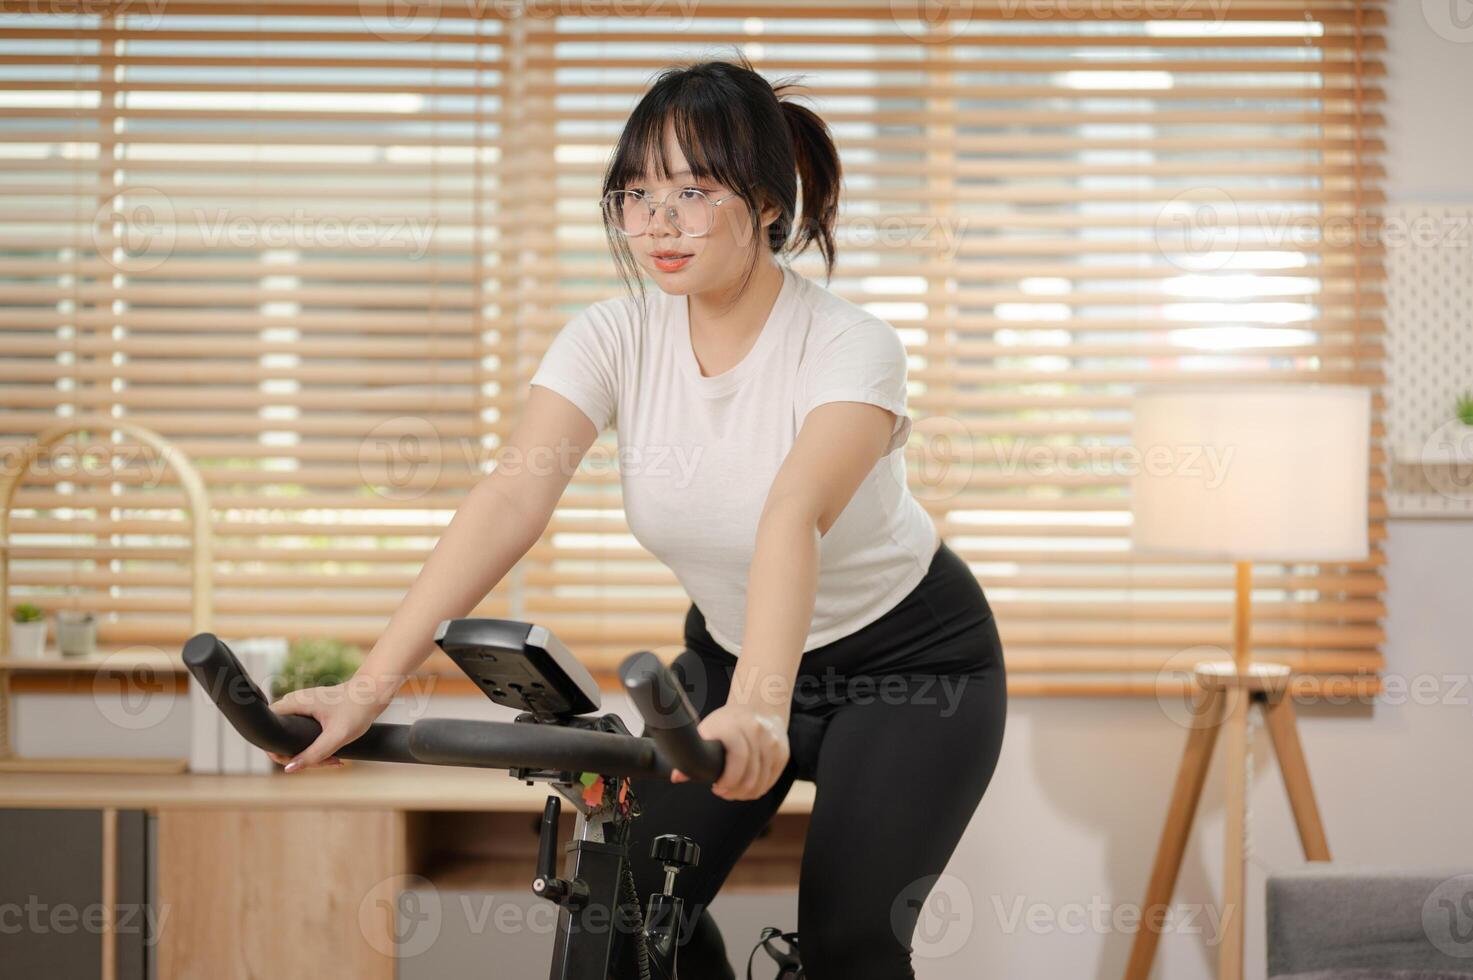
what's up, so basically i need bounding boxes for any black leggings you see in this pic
[616,538,1007,979]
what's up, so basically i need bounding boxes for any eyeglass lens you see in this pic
[605,189,716,236]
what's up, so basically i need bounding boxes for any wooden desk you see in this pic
[0,765,815,980]
[0,763,817,812]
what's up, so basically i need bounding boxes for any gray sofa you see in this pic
[1267,865,1473,980]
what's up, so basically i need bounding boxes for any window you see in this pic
[1,1,1384,694]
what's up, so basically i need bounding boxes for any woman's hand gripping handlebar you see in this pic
[182,633,419,765]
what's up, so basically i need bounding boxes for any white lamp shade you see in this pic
[1130,384,1371,562]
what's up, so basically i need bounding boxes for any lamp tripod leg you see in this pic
[1262,689,1331,862]
[1124,686,1227,980]
[1219,685,1251,980]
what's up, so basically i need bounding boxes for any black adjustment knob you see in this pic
[650,833,700,869]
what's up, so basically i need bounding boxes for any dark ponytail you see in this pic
[602,50,845,314]
[774,83,842,281]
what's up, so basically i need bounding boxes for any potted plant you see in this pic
[1457,392,1473,427]
[9,603,48,660]
[271,637,365,700]
[56,610,97,658]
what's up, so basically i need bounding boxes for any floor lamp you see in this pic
[1123,384,1372,980]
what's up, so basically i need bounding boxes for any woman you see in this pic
[269,55,1007,980]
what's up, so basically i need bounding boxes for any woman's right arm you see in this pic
[268,385,602,771]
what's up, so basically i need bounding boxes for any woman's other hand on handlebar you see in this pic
[670,702,790,801]
[267,674,397,772]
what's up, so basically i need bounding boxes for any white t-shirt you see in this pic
[528,262,940,655]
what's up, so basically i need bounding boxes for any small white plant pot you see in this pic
[8,620,48,660]
[56,611,98,658]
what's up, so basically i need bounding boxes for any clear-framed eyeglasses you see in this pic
[600,187,740,238]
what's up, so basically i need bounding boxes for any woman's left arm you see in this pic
[673,399,898,799]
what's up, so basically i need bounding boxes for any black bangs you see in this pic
[605,95,753,200]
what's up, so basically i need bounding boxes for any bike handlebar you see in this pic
[182,633,420,763]
[619,651,725,782]
[181,632,728,783]
[406,718,674,778]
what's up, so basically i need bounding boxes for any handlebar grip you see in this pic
[408,718,665,776]
[618,651,726,783]
[181,633,417,765]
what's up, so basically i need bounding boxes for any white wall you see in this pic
[1385,1,1473,205]
[13,6,1473,979]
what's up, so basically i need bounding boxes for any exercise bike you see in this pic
[182,617,819,979]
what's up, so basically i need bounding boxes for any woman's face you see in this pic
[620,123,777,296]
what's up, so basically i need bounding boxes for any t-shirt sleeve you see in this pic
[798,317,913,455]
[529,304,621,433]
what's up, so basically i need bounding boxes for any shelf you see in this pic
[0,649,187,673]
[0,756,188,775]
[1392,438,1473,466]
[409,804,811,893]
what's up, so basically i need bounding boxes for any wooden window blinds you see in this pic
[0,1,1385,695]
